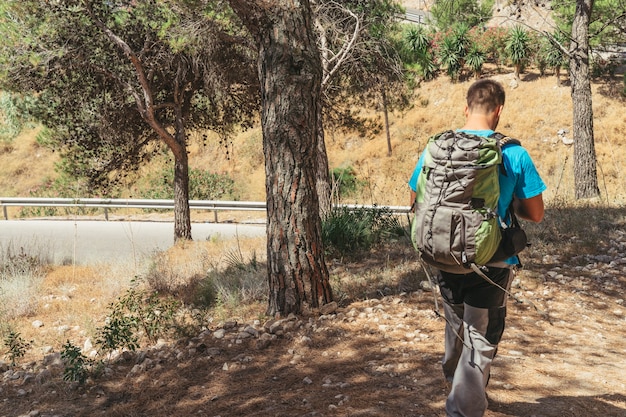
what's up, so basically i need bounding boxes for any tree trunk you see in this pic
[570,0,600,199]
[229,0,333,316]
[381,86,392,157]
[173,128,192,241]
[555,66,561,87]
[316,116,332,218]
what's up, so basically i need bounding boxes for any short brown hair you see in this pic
[466,79,505,113]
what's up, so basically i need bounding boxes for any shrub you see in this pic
[95,280,181,356]
[198,249,265,310]
[2,329,32,366]
[322,205,407,256]
[0,244,47,320]
[330,166,363,201]
[140,168,236,201]
[61,341,92,384]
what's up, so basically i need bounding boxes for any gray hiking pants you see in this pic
[437,267,513,417]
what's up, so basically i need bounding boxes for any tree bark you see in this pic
[228,0,333,316]
[316,116,332,218]
[570,0,600,199]
[173,127,192,241]
[381,86,392,157]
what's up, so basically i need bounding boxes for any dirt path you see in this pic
[2,245,626,417]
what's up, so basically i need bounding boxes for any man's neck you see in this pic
[462,114,496,131]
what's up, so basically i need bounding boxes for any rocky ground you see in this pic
[2,230,626,417]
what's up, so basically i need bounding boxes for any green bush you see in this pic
[322,205,407,256]
[140,168,236,201]
[19,174,109,217]
[95,280,180,356]
[60,341,92,384]
[2,329,32,366]
[330,166,363,200]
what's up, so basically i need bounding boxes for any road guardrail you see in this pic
[0,197,411,222]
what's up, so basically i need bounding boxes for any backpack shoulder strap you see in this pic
[490,131,521,148]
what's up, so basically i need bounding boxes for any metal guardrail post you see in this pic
[2,204,7,220]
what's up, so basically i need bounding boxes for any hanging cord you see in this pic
[469,263,552,324]
[419,259,472,349]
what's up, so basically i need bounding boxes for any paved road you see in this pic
[0,220,266,265]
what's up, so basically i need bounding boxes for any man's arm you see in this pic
[513,194,544,223]
[409,190,416,212]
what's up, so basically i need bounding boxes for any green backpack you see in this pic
[411,130,524,274]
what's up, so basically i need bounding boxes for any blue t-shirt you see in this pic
[408,129,547,265]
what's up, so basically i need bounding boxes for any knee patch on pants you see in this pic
[485,306,507,345]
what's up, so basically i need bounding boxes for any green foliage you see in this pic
[139,168,236,201]
[0,92,28,142]
[316,1,411,132]
[436,24,471,82]
[2,329,32,366]
[591,56,620,79]
[430,0,493,29]
[506,26,531,79]
[322,205,406,256]
[465,43,485,79]
[552,0,625,47]
[19,173,113,217]
[506,26,531,64]
[330,166,363,201]
[402,25,437,80]
[95,309,139,356]
[473,26,509,69]
[536,31,569,76]
[95,281,180,354]
[60,341,92,384]
[0,0,258,198]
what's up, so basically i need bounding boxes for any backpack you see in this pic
[411,130,526,274]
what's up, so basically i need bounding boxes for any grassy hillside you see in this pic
[1,68,625,212]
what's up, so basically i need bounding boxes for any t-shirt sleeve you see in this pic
[408,152,426,192]
[511,146,547,199]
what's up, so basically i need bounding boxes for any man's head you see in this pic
[464,79,505,130]
[466,79,505,113]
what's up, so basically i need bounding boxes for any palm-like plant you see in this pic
[437,24,470,82]
[404,26,437,80]
[505,26,531,81]
[465,43,485,79]
[540,31,569,86]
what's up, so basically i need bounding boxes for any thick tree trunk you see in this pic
[229,0,333,316]
[570,0,600,199]
[173,129,192,241]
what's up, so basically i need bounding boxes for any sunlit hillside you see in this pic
[1,69,625,212]
[188,68,626,208]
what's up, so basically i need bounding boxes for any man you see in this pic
[408,79,546,417]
